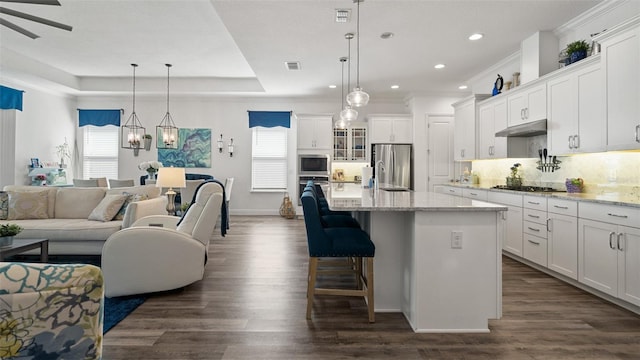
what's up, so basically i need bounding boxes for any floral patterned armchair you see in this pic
[0,262,104,359]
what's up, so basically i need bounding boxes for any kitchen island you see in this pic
[325,183,507,333]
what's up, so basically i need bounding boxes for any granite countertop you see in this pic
[326,183,507,212]
[442,183,640,208]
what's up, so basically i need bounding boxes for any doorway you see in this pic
[426,114,454,192]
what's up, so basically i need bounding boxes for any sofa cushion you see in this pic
[3,186,57,218]
[8,218,123,241]
[88,194,128,222]
[7,190,50,220]
[55,187,106,219]
[113,193,149,220]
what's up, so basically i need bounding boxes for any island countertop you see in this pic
[325,183,507,212]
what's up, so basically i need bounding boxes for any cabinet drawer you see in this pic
[442,186,462,196]
[463,188,488,201]
[548,198,577,216]
[524,208,547,224]
[523,195,547,211]
[488,191,523,207]
[524,220,548,239]
[579,202,640,227]
[524,233,548,267]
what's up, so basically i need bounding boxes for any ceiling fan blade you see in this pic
[0,0,61,5]
[0,7,71,31]
[0,17,39,38]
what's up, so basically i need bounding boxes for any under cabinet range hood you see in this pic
[495,119,547,137]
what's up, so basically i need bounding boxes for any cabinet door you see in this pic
[576,64,606,153]
[314,118,333,149]
[492,100,508,158]
[578,219,618,297]
[349,126,367,161]
[618,225,640,306]
[298,117,317,149]
[507,92,526,127]
[391,117,413,143]
[504,205,524,256]
[603,28,640,150]
[477,103,494,159]
[333,128,348,160]
[525,83,547,122]
[369,118,393,143]
[454,100,476,160]
[548,213,578,279]
[548,74,575,155]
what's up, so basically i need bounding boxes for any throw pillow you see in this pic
[0,191,8,220]
[113,192,149,220]
[7,190,50,220]
[88,194,128,222]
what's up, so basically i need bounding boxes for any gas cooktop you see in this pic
[491,185,564,193]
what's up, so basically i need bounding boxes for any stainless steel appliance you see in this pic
[298,154,330,176]
[371,144,412,190]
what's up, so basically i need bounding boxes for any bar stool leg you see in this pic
[306,257,319,320]
[366,257,375,323]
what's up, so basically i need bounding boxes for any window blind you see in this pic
[251,127,287,191]
[83,126,118,179]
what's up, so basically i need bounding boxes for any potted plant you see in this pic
[56,138,72,168]
[506,163,522,189]
[143,134,153,151]
[566,40,590,65]
[0,223,23,247]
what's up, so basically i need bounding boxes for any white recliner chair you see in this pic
[101,181,224,297]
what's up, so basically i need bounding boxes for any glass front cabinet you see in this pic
[333,123,367,161]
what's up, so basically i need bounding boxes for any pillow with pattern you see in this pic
[88,194,128,222]
[113,192,150,220]
[0,191,8,220]
[7,190,49,220]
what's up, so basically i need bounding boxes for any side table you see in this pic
[0,238,49,262]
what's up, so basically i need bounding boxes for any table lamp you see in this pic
[156,167,186,215]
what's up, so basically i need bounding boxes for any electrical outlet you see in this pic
[451,231,463,249]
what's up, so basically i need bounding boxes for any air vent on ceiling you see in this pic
[285,61,301,71]
[335,9,351,23]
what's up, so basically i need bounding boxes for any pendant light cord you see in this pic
[341,59,345,109]
[356,0,360,88]
[131,64,137,113]
[165,64,171,114]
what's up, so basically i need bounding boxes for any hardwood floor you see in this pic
[103,216,640,359]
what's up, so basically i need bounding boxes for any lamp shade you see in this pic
[156,167,186,189]
[340,106,358,122]
[346,88,370,107]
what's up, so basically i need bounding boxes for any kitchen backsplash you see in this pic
[331,161,369,181]
[471,151,640,201]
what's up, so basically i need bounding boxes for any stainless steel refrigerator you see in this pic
[371,144,412,190]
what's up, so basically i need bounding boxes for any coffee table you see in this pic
[0,238,49,262]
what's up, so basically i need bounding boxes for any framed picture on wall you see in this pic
[30,158,40,168]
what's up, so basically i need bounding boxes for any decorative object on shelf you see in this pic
[158,128,212,168]
[0,223,23,248]
[143,134,153,151]
[565,178,584,193]
[156,167,186,216]
[536,149,561,172]
[157,64,179,149]
[217,134,224,153]
[512,72,520,87]
[506,163,522,188]
[492,74,503,96]
[340,35,358,123]
[505,81,512,91]
[55,138,71,168]
[228,138,234,157]
[279,193,296,219]
[138,160,163,180]
[565,40,590,65]
[346,0,370,108]
[30,158,40,168]
[121,64,146,150]
[35,174,47,186]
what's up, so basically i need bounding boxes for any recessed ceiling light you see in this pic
[434,64,445,69]
[380,32,394,39]
[329,85,337,89]
[458,85,468,90]
[468,33,484,41]
[391,85,399,89]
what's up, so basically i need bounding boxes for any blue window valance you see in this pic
[0,85,24,111]
[248,111,291,128]
[78,109,122,127]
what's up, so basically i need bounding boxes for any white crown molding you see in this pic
[466,51,521,87]
[554,0,630,38]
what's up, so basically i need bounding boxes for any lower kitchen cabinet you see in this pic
[489,192,523,256]
[547,199,578,280]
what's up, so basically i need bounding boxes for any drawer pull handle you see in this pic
[609,232,616,250]
[547,218,551,232]
[527,227,541,232]
[617,233,624,251]
[528,214,540,218]
[554,205,569,209]
[449,189,455,193]
[527,239,540,245]
[528,201,540,205]
[470,192,478,196]
[607,213,628,219]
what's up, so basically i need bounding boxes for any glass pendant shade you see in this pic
[346,87,370,107]
[121,64,146,149]
[334,118,347,129]
[340,106,358,122]
[157,64,179,149]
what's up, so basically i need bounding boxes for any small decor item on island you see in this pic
[565,40,590,65]
[565,178,584,193]
[492,74,503,96]
[143,134,153,151]
[56,138,72,168]
[0,223,23,247]
[138,160,163,180]
[506,163,522,189]
[279,193,296,219]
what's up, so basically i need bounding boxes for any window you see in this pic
[251,127,287,191]
[83,125,118,179]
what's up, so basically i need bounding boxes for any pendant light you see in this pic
[346,0,370,108]
[157,64,179,149]
[340,32,358,122]
[121,64,146,149]
[334,57,348,129]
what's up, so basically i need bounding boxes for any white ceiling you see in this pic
[0,0,602,100]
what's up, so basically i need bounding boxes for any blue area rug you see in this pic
[103,295,147,333]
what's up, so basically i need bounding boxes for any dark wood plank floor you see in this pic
[103,216,640,359]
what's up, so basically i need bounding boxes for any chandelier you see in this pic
[121,64,146,150]
[157,64,179,149]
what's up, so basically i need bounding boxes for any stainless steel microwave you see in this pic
[298,154,330,175]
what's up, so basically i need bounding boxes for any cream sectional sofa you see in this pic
[0,185,167,255]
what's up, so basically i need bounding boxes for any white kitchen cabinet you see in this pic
[453,95,489,161]
[440,185,462,197]
[462,188,488,201]
[595,16,640,151]
[523,195,548,266]
[368,114,412,144]
[579,218,622,297]
[488,192,523,256]
[547,59,606,155]
[618,225,640,306]
[298,114,332,150]
[333,123,367,161]
[507,82,546,127]
[547,199,578,279]
[477,98,507,159]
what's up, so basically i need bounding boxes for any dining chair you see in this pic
[73,178,100,187]
[108,179,135,188]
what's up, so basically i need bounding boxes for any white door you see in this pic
[426,114,453,192]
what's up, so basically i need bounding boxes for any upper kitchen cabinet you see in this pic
[596,15,640,151]
[507,82,546,127]
[478,97,507,159]
[297,114,333,150]
[453,95,490,161]
[368,114,413,144]
[333,122,367,161]
[547,58,606,155]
